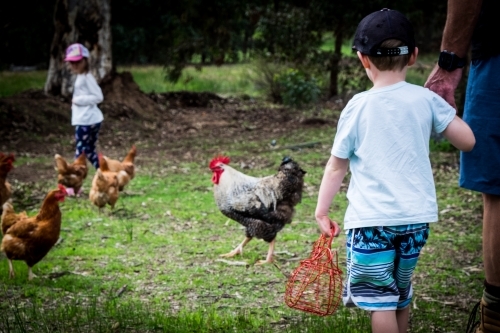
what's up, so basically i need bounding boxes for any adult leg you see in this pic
[482,193,500,287]
[480,193,500,333]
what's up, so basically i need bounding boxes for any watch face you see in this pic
[439,52,456,71]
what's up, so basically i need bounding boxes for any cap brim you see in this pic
[65,56,84,62]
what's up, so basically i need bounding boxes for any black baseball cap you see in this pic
[352,8,415,57]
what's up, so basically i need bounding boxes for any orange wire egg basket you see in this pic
[285,231,343,316]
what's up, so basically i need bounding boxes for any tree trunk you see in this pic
[44,0,112,97]
[328,20,344,98]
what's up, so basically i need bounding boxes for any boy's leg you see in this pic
[396,307,410,333]
[371,311,399,333]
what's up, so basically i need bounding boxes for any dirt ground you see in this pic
[0,72,338,184]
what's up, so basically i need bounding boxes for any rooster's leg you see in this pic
[220,237,252,257]
[8,259,15,279]
[28,267,37,281]
[255,239,275,265]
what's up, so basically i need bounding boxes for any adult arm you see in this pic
[72,74,104,106]
[315,155,348,237]
[424,0,483,109]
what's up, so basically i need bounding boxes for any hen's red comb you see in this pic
[3,153,15,163]
[209,156,230,169]
[57,184,68,194]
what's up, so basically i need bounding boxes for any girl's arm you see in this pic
[315,155,349,237]
[442,115,475,152]
[72,74,104,106]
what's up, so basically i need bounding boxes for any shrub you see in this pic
[337,56,371,96]
[274,69,321,107]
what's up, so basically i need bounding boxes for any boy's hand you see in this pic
[316,216,340,238]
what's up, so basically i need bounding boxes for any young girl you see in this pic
[65,43,103,171]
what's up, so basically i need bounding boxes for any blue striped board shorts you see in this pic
[342,223,429,311]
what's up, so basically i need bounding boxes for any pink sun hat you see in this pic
[64,43,90,62]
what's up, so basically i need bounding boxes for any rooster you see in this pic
[210,156,306,264]
[103,145,137,191]
[1,184,67,280]
[0,153,15,211]
[54,153,88,196]
[89,154,119,212]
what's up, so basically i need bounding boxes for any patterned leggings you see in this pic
[75,123,101,169]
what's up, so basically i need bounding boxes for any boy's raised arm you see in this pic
[442,115,476,152]
[315,155,348,237]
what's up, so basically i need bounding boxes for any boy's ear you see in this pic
[408,47,419,66]
[357,51,371,69]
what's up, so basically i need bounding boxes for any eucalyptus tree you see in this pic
[45,0,112,97]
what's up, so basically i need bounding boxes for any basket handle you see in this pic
[309,228,336,261]
[320,226,336,248]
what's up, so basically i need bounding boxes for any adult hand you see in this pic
[316,215,340,238]
[424,65,463,110]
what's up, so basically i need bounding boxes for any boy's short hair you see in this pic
[352,8,415,71]
[368,39,411,71]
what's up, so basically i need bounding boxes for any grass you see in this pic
[118,64,260,98]
[0,70,47,98]
[0,122,485,332]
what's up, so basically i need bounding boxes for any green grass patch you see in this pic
[119,64,260,98]
[0,70,47,98]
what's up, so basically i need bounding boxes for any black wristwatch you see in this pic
[438,50,466,71]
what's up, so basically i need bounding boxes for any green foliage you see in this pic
[251,57,286,102]
[337,56,371,96]
[275,69,321,107]
[429,138,456,153]
[0,0,54,68]
[253,4,324,64]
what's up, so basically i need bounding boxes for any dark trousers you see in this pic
[75,122,101,169]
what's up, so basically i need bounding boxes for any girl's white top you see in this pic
[71,73,104,126]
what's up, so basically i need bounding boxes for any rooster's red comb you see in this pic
[209,156,230,169]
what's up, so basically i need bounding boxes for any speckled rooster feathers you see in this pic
[211,156,306,243]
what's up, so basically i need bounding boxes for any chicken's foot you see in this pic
[255,239,275,265]
[28,267,37,281]
[8,259,15,279]
[220,237,252,258]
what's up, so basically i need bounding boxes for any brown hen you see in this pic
[1,185,67,280]
[0,153,15,216]
[54,153,88,195]
[89,155,119,212]
[103,145,136,191]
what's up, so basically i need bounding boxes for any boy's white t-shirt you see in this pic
[332,81,456,229]
[71,73,104,126]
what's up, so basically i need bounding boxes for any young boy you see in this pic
[315,9,475,333]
